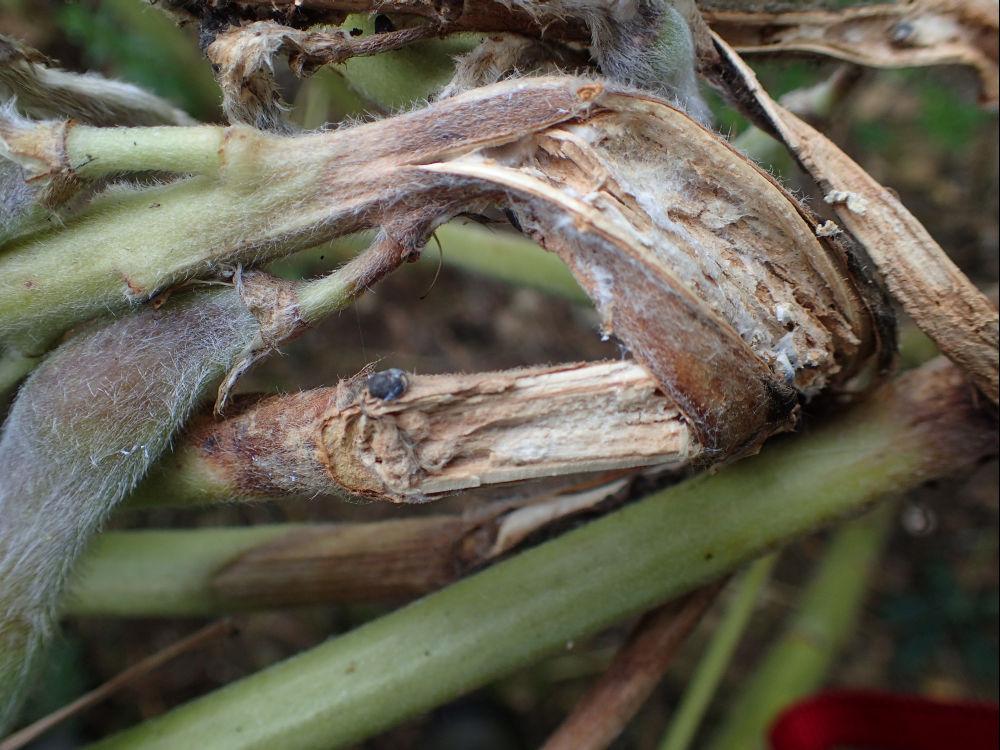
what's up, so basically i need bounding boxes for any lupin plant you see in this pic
[0,1,997,747]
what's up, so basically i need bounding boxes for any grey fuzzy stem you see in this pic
[0,288,258,731]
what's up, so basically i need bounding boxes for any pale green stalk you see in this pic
[432,223,586,303]
[68,526,297,617]
[704,505,895,750]
[83,360,991,749]
[68,125,223,178]
[0,125,339,352]
[658,554,778,750]
[0,349,38,401]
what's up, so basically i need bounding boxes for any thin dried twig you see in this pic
[713,33,999,403]
[542,584,723,750]
[0,620,236,750]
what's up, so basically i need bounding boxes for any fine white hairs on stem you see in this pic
[0,288,260,731]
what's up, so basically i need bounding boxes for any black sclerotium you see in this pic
[373,14,395,34]
[367,368,409,401]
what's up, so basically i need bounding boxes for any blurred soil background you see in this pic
[2,1,997,748]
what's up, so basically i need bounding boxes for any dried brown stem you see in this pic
[541,584,723,750]
[176,0,997,107]
[0,620,236,750]
[713,33,1000,403]
[704,0,999,107]
[137,360,693,504]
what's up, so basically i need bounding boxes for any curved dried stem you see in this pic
[714,33,999,403]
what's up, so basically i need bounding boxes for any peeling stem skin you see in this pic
[705,505,895,750]
[70,479,627,615]
[541,584,723,750]
[130,360,695,506]
[83,358,998,750]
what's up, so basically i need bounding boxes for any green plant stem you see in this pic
[68,125,223,178]
[704,505,896,750]
[658,554,778,750]
[0,349,39,401]
[84,359,994,750]
[432,223,586,302]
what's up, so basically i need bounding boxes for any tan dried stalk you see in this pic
[713,34,999,403]
[136,361,687,503]
[704,0,999,107]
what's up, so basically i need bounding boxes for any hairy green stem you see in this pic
[68,526,297,617]
[705,505,895,750]
[83,359,995,749]
[68,125,223,178]
[659,554,778,750]
[0,349,39,401]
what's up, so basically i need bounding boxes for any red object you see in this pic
[769,689,999,750]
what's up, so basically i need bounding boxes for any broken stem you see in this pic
[83,358,996,750]
[129,360,694,505]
